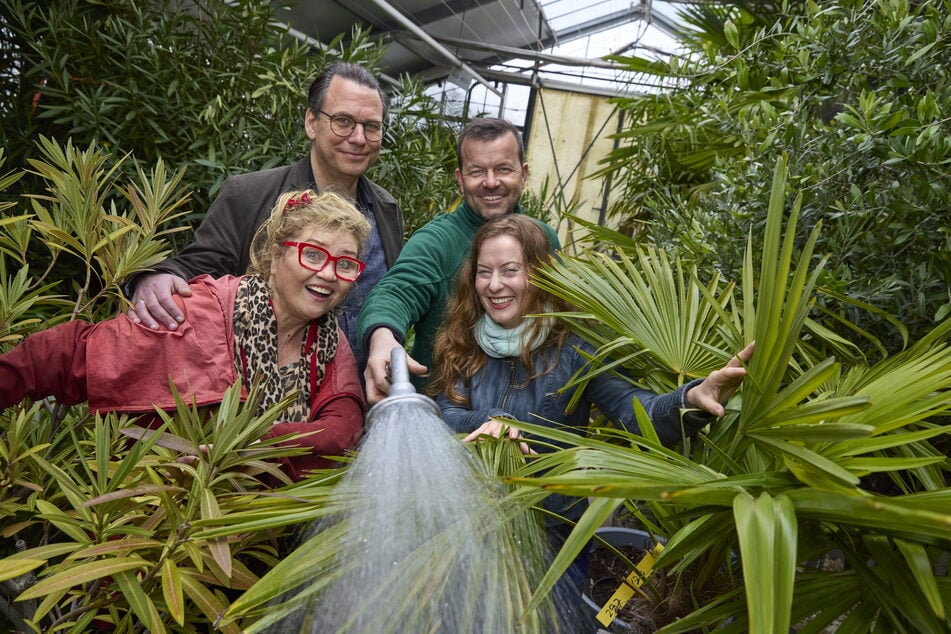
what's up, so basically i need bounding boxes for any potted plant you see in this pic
[582,525,668,633]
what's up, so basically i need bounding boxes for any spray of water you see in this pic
[266,351,573,633]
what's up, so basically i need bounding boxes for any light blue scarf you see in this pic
[474,313,550,359]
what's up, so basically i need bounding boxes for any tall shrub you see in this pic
[597,0,950,353]
[0,0,458,246]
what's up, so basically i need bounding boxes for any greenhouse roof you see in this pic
[275,0,693,94]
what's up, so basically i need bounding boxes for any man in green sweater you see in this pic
[358,117,560,402]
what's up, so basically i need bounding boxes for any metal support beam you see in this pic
[366,0,502,97]
[418,33,622,70]
[548,5,649,45]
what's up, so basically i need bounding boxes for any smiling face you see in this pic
[269,226,360,330]
[305,76,385,190]
[454,132,528,221]
[474,234,530,329]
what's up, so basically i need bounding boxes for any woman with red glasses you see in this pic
[0,190,369,480]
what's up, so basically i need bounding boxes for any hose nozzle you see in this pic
[365,347,441,428]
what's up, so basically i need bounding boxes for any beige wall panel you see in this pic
[525,87,622,252]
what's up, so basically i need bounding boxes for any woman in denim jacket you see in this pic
[427,214,753,620]
[428,214,753,448]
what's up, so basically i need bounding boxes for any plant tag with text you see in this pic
[596,542,665,626]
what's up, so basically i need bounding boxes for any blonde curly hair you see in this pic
[247,189,371,277]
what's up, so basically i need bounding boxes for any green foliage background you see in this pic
[0,2,462,627]
[0,0,459,251]
[597,0,950,353]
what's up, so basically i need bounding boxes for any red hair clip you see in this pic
[283,192,312,214]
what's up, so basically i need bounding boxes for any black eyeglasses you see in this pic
[283,242,366,282]
[318,110,385,141]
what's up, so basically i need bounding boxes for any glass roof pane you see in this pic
[426,0,696,123]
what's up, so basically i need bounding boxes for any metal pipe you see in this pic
[366,0,502,97]
[387,346,416,397]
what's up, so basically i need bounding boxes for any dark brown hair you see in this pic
[307,62,388,120]
[455,117,525,168]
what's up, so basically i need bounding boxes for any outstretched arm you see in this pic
[0,321,94,408]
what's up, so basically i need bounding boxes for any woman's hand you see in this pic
[685,342,755,417]
[462,417,535,455]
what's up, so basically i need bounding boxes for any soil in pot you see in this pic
[583,527,731,633]
[586,538,684,633]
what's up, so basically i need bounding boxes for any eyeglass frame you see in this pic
[282,241,366,282]
[317,109,385,141]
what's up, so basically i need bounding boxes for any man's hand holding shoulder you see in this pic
[128,272,192,330]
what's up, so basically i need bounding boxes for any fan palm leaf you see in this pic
[506,155,951,631]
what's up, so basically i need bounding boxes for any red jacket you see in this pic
[0,275,366,480]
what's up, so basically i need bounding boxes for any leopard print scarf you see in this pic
[232,275,338,420]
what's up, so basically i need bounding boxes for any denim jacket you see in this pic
[437,335,709,449]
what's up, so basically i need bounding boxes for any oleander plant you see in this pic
[0,141,345,632]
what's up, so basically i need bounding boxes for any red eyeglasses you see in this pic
[282,242,365,282]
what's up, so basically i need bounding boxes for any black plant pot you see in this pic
[582,527,665,634]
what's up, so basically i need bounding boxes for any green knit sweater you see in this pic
[357,201,560,390]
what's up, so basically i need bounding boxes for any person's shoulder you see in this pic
[187,273,240,287]
[400,210,472,256]
[361,176,399,207]
[526,215,561,247]
[187,274,243,304]
[414,204,476,236]
[563,334,594,356]
[220,159,307,189]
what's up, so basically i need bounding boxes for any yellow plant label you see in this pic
[595,542,665,626]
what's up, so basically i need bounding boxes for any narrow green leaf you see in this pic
[750,422,873,441]
[68,538,163,561]
[200,488,232,578]
[34,499,91,543]
[81,484,186,508]
[0,559,44,582]
[181,570,243,634]
[750,435,860,487]
[162,559,186,626]
[756,396,871,428]
[524,496,621,615]
[895,539,945,619]
[789,489,951,542]
[733,492,796,634]
[114,569,166,633]
[17,558,147,600]
[6,542,83,561]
